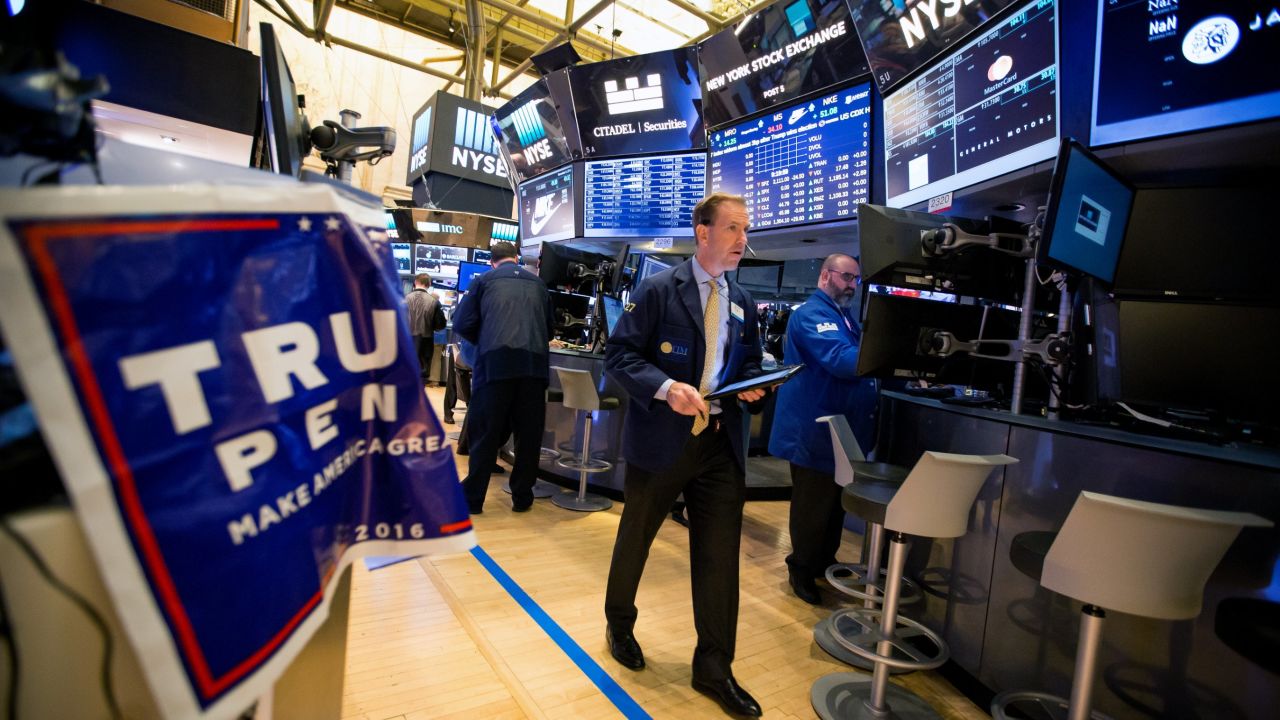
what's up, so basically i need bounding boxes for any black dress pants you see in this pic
[785,463,843,579]
[414,336,434,384]
[604,425,745,681]
[462,378,546,510]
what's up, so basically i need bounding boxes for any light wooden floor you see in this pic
[340,388,987,720]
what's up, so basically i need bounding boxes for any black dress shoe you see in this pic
[692,675,762,717]
[789,570,821,605]
[512,502,532,513]
[606,626,645,670]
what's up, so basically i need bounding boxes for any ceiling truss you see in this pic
[260,0,780,103]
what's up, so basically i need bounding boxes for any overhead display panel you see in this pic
[883,0,1059,209]
[848,0,1019,91]
[405,103,434,186]
[699,0,869,129]
[518,164,576,245]
[569,48,705,158]
[708,83,872,230]
[583,152,706,238]
[491,74,576,182]
[1091,0,1280,146]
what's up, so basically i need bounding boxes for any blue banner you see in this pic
[0,185,475,719]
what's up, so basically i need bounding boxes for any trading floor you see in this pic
[338,388,984,720]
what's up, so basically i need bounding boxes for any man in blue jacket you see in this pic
[603,193,766,717]
[768,253,878,604]
[451,241,554,513]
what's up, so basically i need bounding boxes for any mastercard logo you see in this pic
[988,55,1014,82]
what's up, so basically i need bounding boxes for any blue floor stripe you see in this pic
[470,546,651,719]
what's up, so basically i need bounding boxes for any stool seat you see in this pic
[852,461,910,485]
[1009,530,1056,583]
[840,478,900,528]
[1215,598,1280,676]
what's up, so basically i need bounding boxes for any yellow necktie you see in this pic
[692,277,720,436]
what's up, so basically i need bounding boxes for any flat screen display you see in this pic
[569,49,705,157]
[699,0,870,128]
[583,153,706,238]
[406,101,433,185]
[1038,140,1134,284]
[709,83,872,230]
[492,77,575,182]
[490,220,519,245]
[391,242,412,274]
[518,165,576,244]
[848,0,1019,91]
[637,254,677,285]
[602,295,625,336]
[1091,0,1280,146]
[473,249,492,263]
[456,260,489,292]
[884,0,1059,209]
[413,244,468,286]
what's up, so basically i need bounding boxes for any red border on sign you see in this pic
[20,218,472,701]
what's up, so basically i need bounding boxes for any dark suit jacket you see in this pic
[605,259,763,474]
[451,263,554,389]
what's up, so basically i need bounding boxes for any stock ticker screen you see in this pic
[708,83,872,230]
[583,152,705,238]
[883,0,1058,209]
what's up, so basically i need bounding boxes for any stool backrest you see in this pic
[1042,492,1272,620]
[885,451,1018,538]
[818,415,867,487]
[553,366,601,411]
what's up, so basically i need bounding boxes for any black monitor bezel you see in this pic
[259,23,306,178]
[1035,137,1135,285]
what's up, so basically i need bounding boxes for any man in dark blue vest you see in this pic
[603,193,766,717]
[452,241,554,513]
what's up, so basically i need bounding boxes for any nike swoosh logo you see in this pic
[529,201,562,235]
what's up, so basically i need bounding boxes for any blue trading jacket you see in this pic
[768,290,878,474]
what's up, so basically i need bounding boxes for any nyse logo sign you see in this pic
[408,107,433,176]
[511,100,554,166]
[450,107,508,180]
[900,0,977,49]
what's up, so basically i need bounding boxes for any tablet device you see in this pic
[704,365,804,400]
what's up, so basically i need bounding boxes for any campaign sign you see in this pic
[0,184,476,720]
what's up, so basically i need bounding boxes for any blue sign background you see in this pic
[12,212,471,705]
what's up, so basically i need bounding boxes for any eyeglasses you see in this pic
[830,270,861,285]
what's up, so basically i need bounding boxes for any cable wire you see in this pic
[0,518,122,720]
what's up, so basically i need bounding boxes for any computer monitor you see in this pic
[707,82,872,230]
[472,249,492,264]
[1110,299,1280,423]
[856,292,1031,396]
[882,0,1059,209]
[1036,139,1134,285]
[857,203,1027,305]
[735,264,783,296]
[1091,1,1280,147]
[456,260,489,293]
[568,48,705,157]
[582,153,704,238]
[848,0,1019,92]
[637,254,677,286]
[698,0,870,127]
[517,164,576,244]
[391,243,412,274]
[601,295,625,338]
[490,75,576,182]
[538,242,611,292]
[259,23,309,178]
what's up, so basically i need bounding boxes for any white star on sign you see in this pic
[297,217,312,232]
[325,217,342,231]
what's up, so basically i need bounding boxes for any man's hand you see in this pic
[666,382,709,418]
[737,388,766,403]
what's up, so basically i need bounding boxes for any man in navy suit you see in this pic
[603,193,766,717]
